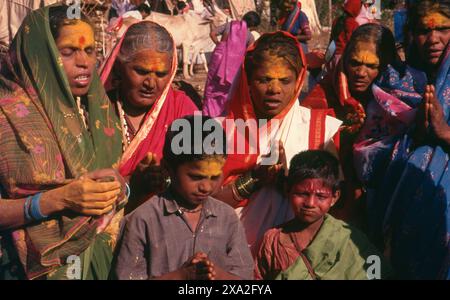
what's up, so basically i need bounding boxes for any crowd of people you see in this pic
[0,0,449,280]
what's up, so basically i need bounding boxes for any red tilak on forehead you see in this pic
[296,179,331,194]
[79,36,85,46]
[427,18,436,29]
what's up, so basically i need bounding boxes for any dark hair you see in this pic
[245,32,303,80]
[242,11,261,28]
[177,1,188,10]
[343,23,397,74]
[163,115,227,170]
[49,5,92,41]
[137,3,151,14]
[407,0,450,34]
[287,150,340,193]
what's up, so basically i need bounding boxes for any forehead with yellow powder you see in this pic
[419,12,450,30]
[254,55,297,79]
[128,50,171,72]
[190,157,226,177]
[350,41,380,66]
[56,20,94,49]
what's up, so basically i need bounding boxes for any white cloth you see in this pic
[122,10,143,20]
[355,2,381,25]
[250,30,260,42]
[0,0,58,46]
[228,0,256,19]
[236,104,342,254]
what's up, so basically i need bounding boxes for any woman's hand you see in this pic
[45,169,123,216]
[424,85,450,145]
[133,153,169,195]
[415,85,450,147]
[252,141,287,186]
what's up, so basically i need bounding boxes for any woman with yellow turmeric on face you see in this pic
[301,23,427,230]
[210,32,342,256]
[0,5,127,280]
[100,21,197,213]
[372,0,450,279]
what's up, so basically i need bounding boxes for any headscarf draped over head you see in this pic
[0,5,122,279]
[221,31,307,200]
[344,0,363,17]
[100,21,197,177]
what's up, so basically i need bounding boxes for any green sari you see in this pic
[0,4,122,279]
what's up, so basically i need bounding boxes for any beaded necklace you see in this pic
[117,100,132,151]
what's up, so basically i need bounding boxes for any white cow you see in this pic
[188,36,216,75]
[145,7,229,78]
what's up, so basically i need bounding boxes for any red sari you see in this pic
[100,25,198,177]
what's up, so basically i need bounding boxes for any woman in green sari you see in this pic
[0,5,125,279]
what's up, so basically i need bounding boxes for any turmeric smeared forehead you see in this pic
[245,32,303,79]
[191,157,225,177]
[420,12,450,30]
[255,55,297,79]
[129,50,171,72]
[350,41,380,66]
[56,20,94,50]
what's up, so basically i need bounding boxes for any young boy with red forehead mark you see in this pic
[255,150,392,280]
[114,115,254,280]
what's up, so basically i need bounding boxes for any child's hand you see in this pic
[195,258,217,280]
[181,252,209,280]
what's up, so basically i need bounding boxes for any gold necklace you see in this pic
[75,96,88,130]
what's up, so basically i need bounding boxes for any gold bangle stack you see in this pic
[233,172,259,200]
[231,181,244,202]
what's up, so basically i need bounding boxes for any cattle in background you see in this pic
[107,0,230,79]
[144,2,230,79]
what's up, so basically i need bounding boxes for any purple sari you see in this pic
[353,63,426,186]
[202,21,248,117]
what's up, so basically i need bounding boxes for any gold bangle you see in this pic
[231,181,244,202]
[235,172,259,198]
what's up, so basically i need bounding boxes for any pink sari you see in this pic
[100,26,198,177]
[202,21,249,117]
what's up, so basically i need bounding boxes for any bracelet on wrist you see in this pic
[24,196,32,222]
[234,171,259,199]
[30,192,47,221]
[231,181,244,202]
